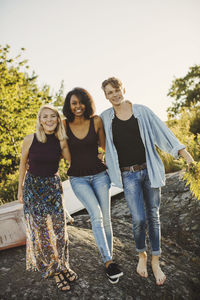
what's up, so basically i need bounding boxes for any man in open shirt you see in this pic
[100,77,194,285]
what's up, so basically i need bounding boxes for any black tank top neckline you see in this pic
[114,114,133,122]
[67,118,92,141]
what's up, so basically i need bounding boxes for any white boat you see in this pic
[0,200,26,250]
[0,181,122,250]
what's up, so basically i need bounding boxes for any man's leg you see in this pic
[143,170,166,285]
[122,170,148,278]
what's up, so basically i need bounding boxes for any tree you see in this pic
[53,80,65,109]
[166,65,200,200]
[0,45,52,181]
[167,65,200,117]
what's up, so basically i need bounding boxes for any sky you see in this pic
[0,0,200,120]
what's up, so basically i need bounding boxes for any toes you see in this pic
[62,285,70,291]
[156,275,166,285]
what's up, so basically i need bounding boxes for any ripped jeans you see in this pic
[122,168,161,256]
[69,171,113,263]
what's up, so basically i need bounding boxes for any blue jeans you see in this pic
[121,168,161,256]
[69,171,112,263]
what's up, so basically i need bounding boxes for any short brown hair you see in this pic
[101,77,122,91]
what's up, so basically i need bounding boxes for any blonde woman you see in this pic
[18,104,77,291]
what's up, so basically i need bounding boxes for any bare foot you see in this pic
[137,252,148,278]
[152,257,166,285]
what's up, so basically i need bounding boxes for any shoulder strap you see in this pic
[65,119,70,135]
[89,117,96,134]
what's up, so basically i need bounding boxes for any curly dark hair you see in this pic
[63,88,96,122]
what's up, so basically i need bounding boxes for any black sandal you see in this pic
[63,269,78,282]
[55,273,70,291]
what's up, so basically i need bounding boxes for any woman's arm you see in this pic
[62,119,67,131]
[94,115,106,151]
[60,139,71,163]
[18,134,34,203]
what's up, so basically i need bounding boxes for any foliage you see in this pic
[157,148,182,173]
[167,65,200,117]
[184,162,200,200]
[157,106,200,174]
[187,105,200,135]
[165,106,200,200]
[0,45,52,181]
[53,80,65,109]
[0,170,19,205]
[167,109,200,162]
[59,159,69,182]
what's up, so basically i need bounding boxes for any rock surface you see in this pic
[0,171,200,300]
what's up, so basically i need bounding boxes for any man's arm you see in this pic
[178,148,194,165]
[144,106,186,158]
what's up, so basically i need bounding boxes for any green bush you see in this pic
[0,170,19,205]
[157,148,182,173]
[184,161,200,200]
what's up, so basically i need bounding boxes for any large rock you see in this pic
[0,171,199,299]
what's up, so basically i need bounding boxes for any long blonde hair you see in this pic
[36,104,67,143]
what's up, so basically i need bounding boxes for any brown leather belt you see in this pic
[120,162,147,172]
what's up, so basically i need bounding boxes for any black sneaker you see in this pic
[105,263,123,280]
[108,276,119,284]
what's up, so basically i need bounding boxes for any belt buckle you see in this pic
[130,165,136,172]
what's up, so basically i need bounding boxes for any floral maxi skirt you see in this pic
[23,172,72,278]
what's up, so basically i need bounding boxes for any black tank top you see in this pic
[28,133,61,177]
[112,115,146,167]
[66,118,106,176]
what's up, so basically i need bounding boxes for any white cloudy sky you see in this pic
[1,0,200,120]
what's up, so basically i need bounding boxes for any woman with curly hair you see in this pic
[62,88,123,284]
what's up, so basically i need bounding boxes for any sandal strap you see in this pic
[55,273,69,289]
[63,270,78,279]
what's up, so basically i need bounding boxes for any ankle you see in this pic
[151,255,160,265]
[105,260,113,268]
[139,252,147,259]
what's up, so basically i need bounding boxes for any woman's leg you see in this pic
[92,171,113,256]
[70,176,112,263]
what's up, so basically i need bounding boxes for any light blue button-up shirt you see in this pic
[100,104,185,188]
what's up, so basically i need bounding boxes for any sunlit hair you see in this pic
[63,87,96,122]
[101,77,122,92]
[36,104,67,143]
